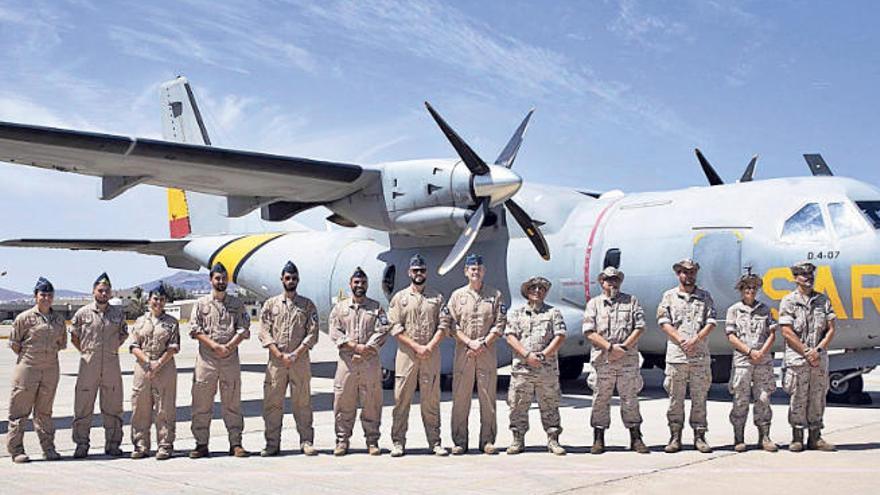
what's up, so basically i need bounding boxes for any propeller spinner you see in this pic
[424,102,549,275]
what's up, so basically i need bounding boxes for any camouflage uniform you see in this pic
[657,287,716,430]
[725,301,776,429]
[328,297,390,447]
[388,286,445,449]
[6,307,66,458]
[441,284,507,451]
[189,294,251,448]
[70,302,129,451]
[129,312,180,452]
[259,293,319,450]
[779,291,835,429]
[583,293,646,430]
[505,303,566,438]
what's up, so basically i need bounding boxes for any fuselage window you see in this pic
[828,202,867,238]
[855,201,880,229]
[781,203,828,242]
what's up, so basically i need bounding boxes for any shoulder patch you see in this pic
[500,303,508,315]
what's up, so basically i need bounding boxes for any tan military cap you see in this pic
[734,273,763,291]
[673,258,700,273]
[520,276,552,298]
[790,261,816,277]
[597,266,624,283]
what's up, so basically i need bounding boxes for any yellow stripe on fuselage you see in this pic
[209,233,284,282]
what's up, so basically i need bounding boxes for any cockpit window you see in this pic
[828,202,867,238]
[856,201,880,229]
[781,203,828,242]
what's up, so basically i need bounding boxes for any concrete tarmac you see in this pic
[0,324,877,494]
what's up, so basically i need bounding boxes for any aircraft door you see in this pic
[692,230,742,309]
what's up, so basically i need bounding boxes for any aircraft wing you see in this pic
[0,238,199,270]
[0,121,378,206]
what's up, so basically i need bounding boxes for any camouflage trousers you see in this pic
[728,365,775,428]
[663,362,711,429]
[783,364,828,429]
[587,363,643,429]
[507,367,562,436]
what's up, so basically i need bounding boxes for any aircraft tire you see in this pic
[827,371,864,403]
[558,356,585,381]
[710,355,732,383]
[381,368,395,390]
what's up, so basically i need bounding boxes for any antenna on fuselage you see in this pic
[803,154,834,176]
[694,148,760,185]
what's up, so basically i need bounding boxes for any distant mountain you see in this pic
[133,271,238,293]
[0,287,26,302]
[0,287,87,302]
[55,289,89,298]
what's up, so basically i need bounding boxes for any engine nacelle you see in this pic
[327,158,475,234]
[390,206,471,237]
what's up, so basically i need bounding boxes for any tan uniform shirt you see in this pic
[725,301,776,368]
[130,313,180,360]
[10,307,66,367]
[70,302,128,356]
[441,285,507,340]
[778,290,835,367]
[189,294,251,359]
[388,287,444,344]
[259,294,319,353]
[583,292,645,367]
[656,287,717,364]
[329,297,390,354]
[505,303,566,374]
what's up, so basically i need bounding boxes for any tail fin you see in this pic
[159,76,312,237]
[160,77,226,237]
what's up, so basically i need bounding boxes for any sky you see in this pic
[1,0,879,292]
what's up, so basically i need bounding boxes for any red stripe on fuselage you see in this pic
[584,200,621,301]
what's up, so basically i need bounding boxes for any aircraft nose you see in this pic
[472,165,523,206]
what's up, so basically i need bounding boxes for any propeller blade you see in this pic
[494,109,535,168]
[424,102,490,175]
[804,154,833,176]
[694,148,724,186]
[739,154,758,182]
[438,199,488,275]
[505,199,550,260]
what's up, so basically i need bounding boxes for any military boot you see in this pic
[42,448,61,461]
[547,434,566,456]
[301,441,318,456]
[694,429,713,453]
[590,428,605,455]
[367,443,382,456]
[155,447,172,460]
[390,443,405,457]
[664,425,682,453]
[189,444,210,459]
[807,428,836,451]
[758,425,778,452]
[506,434,525,455]
[260,445,280,457]
[789,428,804,452]
[105,444,125,457]
[73,444,89,459]
[629,427,649,454]
[11,453,29,464]
[333,442,348,457]
[733,425,746,453]
[131,447,149,459]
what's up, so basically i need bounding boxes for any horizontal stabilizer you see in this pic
[0,238,199,270]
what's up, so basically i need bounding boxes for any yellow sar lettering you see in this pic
[762,264,880,320]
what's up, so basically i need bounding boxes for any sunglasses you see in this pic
[411,268,427,273]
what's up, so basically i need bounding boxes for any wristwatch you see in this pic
[536,352,546,362]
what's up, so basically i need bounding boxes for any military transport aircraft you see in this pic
[0,77,878,402]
